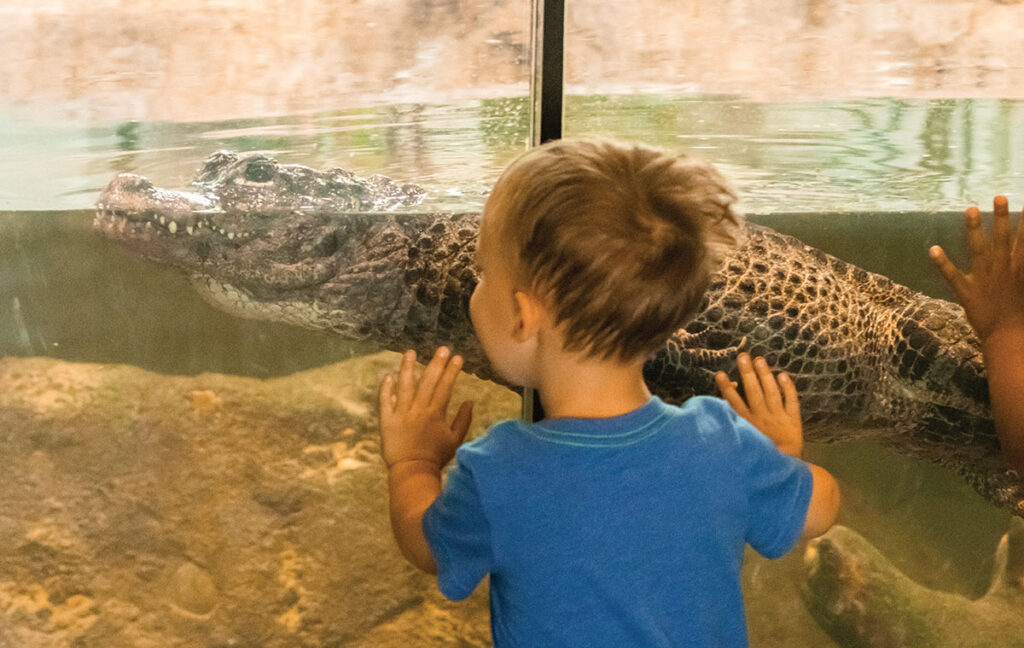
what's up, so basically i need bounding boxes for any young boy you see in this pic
[378,137,840,647]
[930,196,1024,472]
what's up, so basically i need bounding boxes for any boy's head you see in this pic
[472,137,743,376]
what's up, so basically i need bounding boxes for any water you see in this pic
[0,93,1019,646]
[4,95,1024,214]
[4,94,1022,371]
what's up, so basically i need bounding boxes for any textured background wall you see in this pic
[2,0,1024,123]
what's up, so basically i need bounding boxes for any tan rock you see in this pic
[0,352,518,646]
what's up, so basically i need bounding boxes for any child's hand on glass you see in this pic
[378,347,474,469]
[929,196,1024,344]
[715,353,803,458]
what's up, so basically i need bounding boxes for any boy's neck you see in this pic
[533,348,652,421]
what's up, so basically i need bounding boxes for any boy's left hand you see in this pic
[715,353,803,458]
[378,347,474,469]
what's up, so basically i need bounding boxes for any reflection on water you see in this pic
[0,98,528,212]
[4,95,1024,214]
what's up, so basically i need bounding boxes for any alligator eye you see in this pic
[244,159,276,183]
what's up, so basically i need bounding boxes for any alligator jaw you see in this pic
[94,171,267,245]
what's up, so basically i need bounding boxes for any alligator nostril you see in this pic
[114,174,154,192]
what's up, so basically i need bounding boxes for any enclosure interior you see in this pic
[1,1,1022,646]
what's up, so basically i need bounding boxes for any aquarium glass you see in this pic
[564,1,1022,646]
[0,1,529,645]
[1,1,1022,647]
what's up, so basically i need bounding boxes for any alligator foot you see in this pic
[802,520,1024,648]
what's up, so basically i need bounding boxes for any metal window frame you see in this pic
[521,0,565,423]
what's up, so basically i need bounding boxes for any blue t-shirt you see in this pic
[422,395,813,648]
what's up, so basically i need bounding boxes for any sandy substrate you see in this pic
[0,352,844,647]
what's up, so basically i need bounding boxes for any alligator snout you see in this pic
[96,173,215,216]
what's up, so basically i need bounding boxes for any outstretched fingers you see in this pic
[753,356,783,412]
[428,351,464,412]
[378,371,397,421]
[965,206,990,276]
[736,353,767,413]
[991,196,1012,270]
[396,350,417,412]
[779,372,800,420]
[412,347,451,410]
[929,245,970,304]
[715,370,750,419]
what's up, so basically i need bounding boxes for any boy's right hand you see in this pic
[715,353,803,458]
[378,347,474,470]
[929,196,1024,343]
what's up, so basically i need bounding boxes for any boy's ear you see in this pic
[511,289,544,342]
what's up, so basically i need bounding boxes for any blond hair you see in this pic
[491,137,744,362]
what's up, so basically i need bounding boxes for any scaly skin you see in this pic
[93,152,1024,516]
[802,519,1024,648]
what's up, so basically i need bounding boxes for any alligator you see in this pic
[93,151,1024,517]
[802,520,1024,648]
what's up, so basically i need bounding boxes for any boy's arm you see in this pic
[379,348,474,573]
[716,353,840,539]
[388,460,442,573]
[930,196,1024,472]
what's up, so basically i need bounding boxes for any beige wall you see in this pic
[2,0,1024,122]
[567,0,1024,101]
[0,0,531,122]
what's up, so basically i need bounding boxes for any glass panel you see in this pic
[563,1,1024,213]
[0,1,528,645]
[564,2,1019,647]
[565,1,1019,646]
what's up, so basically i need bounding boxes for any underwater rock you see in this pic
[4,353,1003,647]
[802,521,1024,648]
[0,353,516,647]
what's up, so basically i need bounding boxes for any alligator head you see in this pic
[93,152,480,352]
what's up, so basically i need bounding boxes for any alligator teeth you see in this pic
[228,231,235,240]
[159,216,166,225]
[168,221,178,234]
[186,225,194,235]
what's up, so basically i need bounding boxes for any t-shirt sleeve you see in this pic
[728,408,813,559]
[421,449,493,601]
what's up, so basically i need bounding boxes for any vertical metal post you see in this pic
[522,0,564,423]
[529,0,565,149]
